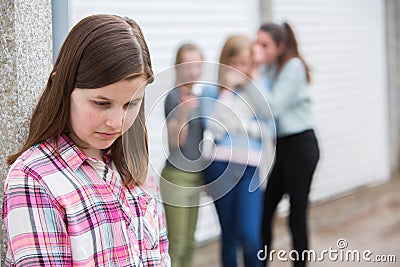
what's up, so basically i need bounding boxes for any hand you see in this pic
[222,69,247,90]
[252,43,265,66]
[251,43,266,80]
[251,67,260,80]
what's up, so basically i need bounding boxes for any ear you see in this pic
[278,42,286,55]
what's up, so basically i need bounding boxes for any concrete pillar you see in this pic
[386,0,400,174]
[259,0,273,24]
[0,0,52,262]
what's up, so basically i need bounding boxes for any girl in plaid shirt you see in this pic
[3,14,170,267]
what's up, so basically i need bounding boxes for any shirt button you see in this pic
[124,206,130,213]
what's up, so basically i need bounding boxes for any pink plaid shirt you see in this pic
[2,133,170,266]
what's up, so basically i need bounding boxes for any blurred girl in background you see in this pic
[203,35,271,267]
[160,43,205,267]
[255,22,320,267]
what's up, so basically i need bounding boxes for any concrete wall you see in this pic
[386,0,400,173]
[0,0,52,262]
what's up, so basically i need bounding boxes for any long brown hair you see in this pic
[259,22,311,83]
[218,35,253,90]
[6,14,153,187]
[174,43,204,65]
[173,43,204,86]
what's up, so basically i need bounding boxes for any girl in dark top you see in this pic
[160,43,204,267]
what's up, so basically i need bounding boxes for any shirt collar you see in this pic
[56,133,112,171]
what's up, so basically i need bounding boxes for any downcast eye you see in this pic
[94,101,110,106]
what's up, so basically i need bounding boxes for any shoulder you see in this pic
[164,88,182,118]
[164,88,181,109]
[8,142,52,179]
[165,87,180,101]
[275,58,307,83]
[5,142,57,201]
[201,84,219,99]
[7,136,77,187]
[282,58,305,73]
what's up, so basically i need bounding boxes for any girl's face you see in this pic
[69,75,147,159]
[228,49,252,76]
[256,30,281,66]
[175,50,203,86]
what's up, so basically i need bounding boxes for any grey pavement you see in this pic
[193,174,400,266]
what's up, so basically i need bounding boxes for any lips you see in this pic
[97,132,120,139]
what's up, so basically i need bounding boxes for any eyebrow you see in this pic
[93,95,143,102]
[93,95,112,101]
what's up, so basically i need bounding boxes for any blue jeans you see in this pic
[204,161,263,267]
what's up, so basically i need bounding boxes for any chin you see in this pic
[96,140,117,150]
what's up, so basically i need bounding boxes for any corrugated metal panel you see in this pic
[69,0,260,243]
[272,0,390,201]
[69,0,259,72]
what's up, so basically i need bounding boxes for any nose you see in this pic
[105,108,124,129]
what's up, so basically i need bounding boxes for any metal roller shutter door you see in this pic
[271,0,390,201]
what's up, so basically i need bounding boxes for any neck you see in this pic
[69,133,105,161]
